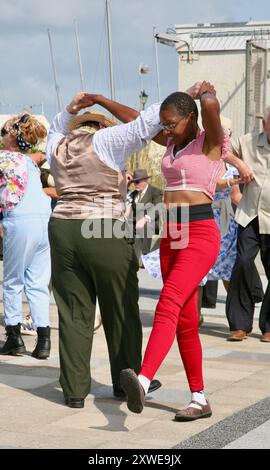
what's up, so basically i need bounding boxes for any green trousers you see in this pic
[48,218,142,399]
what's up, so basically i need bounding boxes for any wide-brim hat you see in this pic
[131,168,151,182]
[69,110,116,131]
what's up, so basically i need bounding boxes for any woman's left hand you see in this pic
[66,92,98,114]
[198,81,216,98]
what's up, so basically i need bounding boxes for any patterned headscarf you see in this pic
[13,115,33,151]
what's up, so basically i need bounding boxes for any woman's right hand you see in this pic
[216,176,244,191]
[185,82,202,99]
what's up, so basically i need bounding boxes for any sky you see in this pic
[0,0,270,120]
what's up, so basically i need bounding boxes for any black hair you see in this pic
[160,92,198,121]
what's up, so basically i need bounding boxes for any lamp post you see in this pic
[139,63,149,110]
[139,90,148,111]
[135,63,149,168]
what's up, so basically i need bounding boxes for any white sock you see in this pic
[190,391,207,408]
[138,374,151,395]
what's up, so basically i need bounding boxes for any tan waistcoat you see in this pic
[232,132,270,234]
[50,129,126,220]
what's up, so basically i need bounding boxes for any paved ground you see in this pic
[0,265,269,449]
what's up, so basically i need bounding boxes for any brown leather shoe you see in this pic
[175,400,212,421]
[120,369,145,414]
[261,332,270,342]
[227,330,248,341]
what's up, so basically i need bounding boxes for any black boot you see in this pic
[32,326,51,359]
[0,324,26,355]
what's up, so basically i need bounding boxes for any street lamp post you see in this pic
[135,63,149,168]
[139,63,149,110]
[139,90,148,110]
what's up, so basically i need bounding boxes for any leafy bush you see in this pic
[126,141,165,190]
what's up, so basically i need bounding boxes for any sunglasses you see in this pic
[159,116,186,131]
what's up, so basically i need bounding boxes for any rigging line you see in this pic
[153,26,161,102]
[74,19,86,91]
[149,35,157,104]
[103,10,111,100]
[92,9,107,92]
[103,11,112,101]
[113,37,128,106]
[105,0,115,100]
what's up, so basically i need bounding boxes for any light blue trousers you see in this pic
[3,216,51,328]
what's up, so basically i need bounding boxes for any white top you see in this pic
[126,184,149,206]
[46,104,161,172]
[133,184,149,204]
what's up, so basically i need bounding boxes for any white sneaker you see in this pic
[21,314,37,336]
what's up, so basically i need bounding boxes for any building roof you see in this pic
[156,21,270,52]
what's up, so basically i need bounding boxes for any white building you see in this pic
[157,21,270,137]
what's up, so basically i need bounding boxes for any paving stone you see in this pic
[1,268,270,449]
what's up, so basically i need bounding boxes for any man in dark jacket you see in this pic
[129,169,163,263]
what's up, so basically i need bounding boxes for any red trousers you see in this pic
[140,219,220,392]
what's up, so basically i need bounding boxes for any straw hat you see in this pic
[69,110,116,131]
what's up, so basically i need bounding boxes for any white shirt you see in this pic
[46,104,162,171]
[132,184,149,204]
[126,184,151,221]
[232,131,270,233]
[139,184,149,200]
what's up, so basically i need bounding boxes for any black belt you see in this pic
[165,204,213,223]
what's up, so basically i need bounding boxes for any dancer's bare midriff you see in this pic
[164,190,211,208]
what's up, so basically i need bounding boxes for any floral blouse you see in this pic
[0,151,28,214]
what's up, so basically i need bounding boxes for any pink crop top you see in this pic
[161,130,229,200]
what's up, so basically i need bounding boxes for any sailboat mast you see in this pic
[105,0,115,101]
[47,29,62,112]
[74,19,86,91]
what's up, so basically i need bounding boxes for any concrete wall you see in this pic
[178,50,247,138]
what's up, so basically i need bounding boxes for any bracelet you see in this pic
[226,177,232,187]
